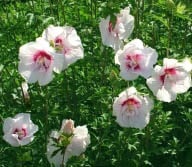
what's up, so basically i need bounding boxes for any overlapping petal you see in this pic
[47,119,90,166]
[99,6,134,51]
[42,25,84,70]
[147,58,192,102]
[113,87,153,129]
[115,39,158,80]
[3,113,38,147]
[18,38,64,86]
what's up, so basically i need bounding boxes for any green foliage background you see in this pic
[0,0,192,166]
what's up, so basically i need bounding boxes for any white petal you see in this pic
[146,77,162,95]
[124,39,144,50]
[28,124,39,135]
[3,118,15,134]
[19,42,39,59]
[14,113,30,122]
[142,47,158,68]
[113,38,123,52]
[3,134,20,147]
[120,67,139,80]
[20,136,35,146]
[74,126,89,137]
[117,109,150,129]
[115,7,134,39]
[163,58,178,68]
[156,86,177,102]
[50,130,60,139]
[63,47,84,69]
[37,70,53,86]
[47,139,63,167]
[172,75,191,94]
[114,49,123,64]
[42,25,64,41]
[139,68,153,78]
[99,16,111,45]
[68,134,90,156]
[53,53,65,73]
[180,58,192,72]
[65,27,82,47]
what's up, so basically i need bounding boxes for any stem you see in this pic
[61,150,65,167]
[127,81,129,88]
[44,87,49,151]
[167,10,173,58]
[136,0,141,38]
[17,147,23,167]
[39,85,49,154]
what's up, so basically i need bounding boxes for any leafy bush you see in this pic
[0,0,192,166]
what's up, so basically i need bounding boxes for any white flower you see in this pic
[115,39,158,80]
[42,25,84,70]
[113,87,153,129]
[99,6,134,51]
[64,126,90,164]
[47,120,90,166]
[18,38,64,86]
[3,113,38,147]
[147,58,192,102]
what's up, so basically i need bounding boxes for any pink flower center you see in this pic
[55,37,63,50]
[121,98,141,112]
[13,128,27,140]
[125,54,142,71]
[108,22,113,33]
[160,67,177,84]
[108,21,119,37]
[33,51,52,71]
[54,37,70,55]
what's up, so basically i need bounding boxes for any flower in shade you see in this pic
[99,6,134,51]
[113,87,153,129]
[115,39,158,80]
[47,119,90,166]
[3,113,38,147]
[18,38,64,86]
[147,58,192,102]
[61,119,74,135]
[42,25,84,70]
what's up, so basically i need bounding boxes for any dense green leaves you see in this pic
[0,0,192,166]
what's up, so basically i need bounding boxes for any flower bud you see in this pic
[61,119,74,135]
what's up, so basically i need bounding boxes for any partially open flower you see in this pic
[3,113,38,147]
[115,39,158,80]
[99,6,134,51]
[61,119,74,135]
[147,58,192,102]
[18,38,64,86]
[21,82,30,103]
[64,125,90,164]
[47,119,90,166]
[42,25,84,70]
[113,87,153,129]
